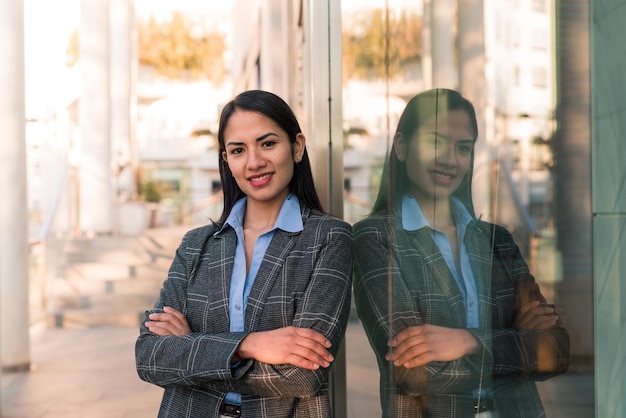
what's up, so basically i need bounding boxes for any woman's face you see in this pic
[222,109,304,206]
[394,108,475,206]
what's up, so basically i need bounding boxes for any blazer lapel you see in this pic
[244,228,298,331]
[406,228,467,328]
[199,228,236,332]
[464,223,497,330]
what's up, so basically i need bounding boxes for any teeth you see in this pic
[250,173,271,181]
[434,172,452,179]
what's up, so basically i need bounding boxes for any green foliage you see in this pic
[343,9,422,80]
[138,12,227,82]
[66,11,227,83]
[138,180,162,203]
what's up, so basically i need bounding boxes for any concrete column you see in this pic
[0,0,31,378]
[552,0,593,365]
[426,0,458,89]
[79,0,113,234]
[457,0,491,220]
[110,0,137,203]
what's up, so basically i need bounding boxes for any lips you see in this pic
[431,170,455,185]
[248,173,273,187]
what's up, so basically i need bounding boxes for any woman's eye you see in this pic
[261,140,276,147]
[230,147,244,155]
[458,144,473,154]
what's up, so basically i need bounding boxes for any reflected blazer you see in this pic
[136,207,352,418]
[353,213,569,418]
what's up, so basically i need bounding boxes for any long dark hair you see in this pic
[371,88,479,217]
[216,90,323,225]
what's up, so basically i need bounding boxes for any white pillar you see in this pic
[423,0,458,89]
[0,0,31,380]
[458,0,492,220]
[79,0,113,234]
[110,0,137,203]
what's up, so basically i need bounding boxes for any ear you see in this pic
[221,151,228,163]
[293,133,306,163]
[393,133,406,161]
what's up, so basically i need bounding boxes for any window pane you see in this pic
[343,1,593,417]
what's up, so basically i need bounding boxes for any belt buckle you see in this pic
[474,397,497,418]
[220,401,241,418]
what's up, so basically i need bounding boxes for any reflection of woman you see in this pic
[135,90,352,417]
[353,89,569,417]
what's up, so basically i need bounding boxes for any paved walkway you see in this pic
[1,226,594,417]
[1,318,594,418]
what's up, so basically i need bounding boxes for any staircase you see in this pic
[46,227,187,328]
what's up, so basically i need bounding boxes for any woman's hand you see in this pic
[513,301,559,330]
[386,324,480,368]
[237,326,334,371]
[145,306,192,336]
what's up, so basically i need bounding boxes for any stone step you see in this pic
[63,261,170,281]
[48,289,160,328]
[44,226,188,329]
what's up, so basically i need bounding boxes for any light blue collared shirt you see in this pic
[401,194,480,328]
[215,193,303,405]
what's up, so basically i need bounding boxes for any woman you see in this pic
[136,90,352,417]
[353,89,569,417]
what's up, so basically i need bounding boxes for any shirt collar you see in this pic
[401,193,473,231]
[216,193,303,234]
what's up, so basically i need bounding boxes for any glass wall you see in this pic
[341,1,594,417]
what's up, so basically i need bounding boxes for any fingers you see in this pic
[514,301,559,330]
[291,328,334,369]
[386,326,432,367]
[239,327,334,370]
[145,306,192,336]
[385,326,479,368]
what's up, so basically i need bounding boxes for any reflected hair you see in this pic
[371,88,479,217]
[216,90,323,225]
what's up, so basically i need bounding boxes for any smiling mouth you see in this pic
[431,170,456,185]
[249,173,272,182]
[432,170,454,179]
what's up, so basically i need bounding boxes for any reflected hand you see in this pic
[145,306,192,336]
[238,326,333,371]
[386,324,479,368]
[513,301,559,330]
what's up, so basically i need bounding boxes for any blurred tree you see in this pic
[138,12,226,82]
[66,11,227,83]
[343,9,422,80]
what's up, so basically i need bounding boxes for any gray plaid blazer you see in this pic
[136,207,352,417]
[353,213,569,418]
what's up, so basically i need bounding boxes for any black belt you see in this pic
[220,401,241,418]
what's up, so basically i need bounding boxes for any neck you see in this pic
[243,196,286,231]
[415,195,455,229]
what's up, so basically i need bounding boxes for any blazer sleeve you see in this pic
[135,226,248,388]
[220,218,354,398]
[468,224,570,381]
[353,218,486,396]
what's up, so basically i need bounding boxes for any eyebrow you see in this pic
[427,131,474,143]
[225,132,279,147]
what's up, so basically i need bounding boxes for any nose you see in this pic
[246,147,266,170]
[435,142,457,167]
